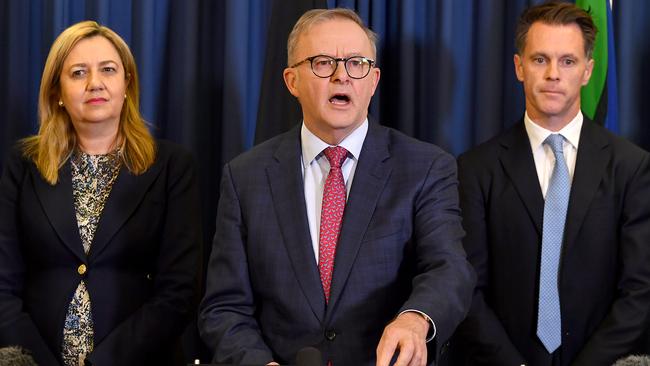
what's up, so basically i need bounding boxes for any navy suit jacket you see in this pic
[453,120,650,366]
[199,122,475,365]
[0,140,202,366]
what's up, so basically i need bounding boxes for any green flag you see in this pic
[575,0,619,131]
[575,0,608,121]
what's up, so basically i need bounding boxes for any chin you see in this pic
[322,114,359,128]
[332,120,363,131]
[542,106,568,116]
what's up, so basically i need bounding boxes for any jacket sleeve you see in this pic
[452,153,527,365]
[572,151,650,365]
[397,151,476,361]
[198,163,275,365]
[86,146,202,366]
[0,149,60,366]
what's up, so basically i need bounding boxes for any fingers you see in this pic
[376,318,428,366]
[376,327,399,366]
[392,339,415,366]
[393,332,426,366]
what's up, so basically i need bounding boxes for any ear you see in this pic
[283,67,300,98]
[369,67,381,96]
[55,88,64,106]
[582,58,595,86]
[514,54,524,82]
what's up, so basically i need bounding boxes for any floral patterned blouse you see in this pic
[61,150,120,366]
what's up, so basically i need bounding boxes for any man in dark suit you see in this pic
[453,2,650,366]
[199,8,475,366]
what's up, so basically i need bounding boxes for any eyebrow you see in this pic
[68,60,119,68]
[316,52,366,58]
[529,52,578,59]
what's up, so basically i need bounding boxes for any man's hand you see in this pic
[376,312,430,366]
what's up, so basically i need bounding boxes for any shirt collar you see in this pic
[524,110,583,150]
[301,119,368,166]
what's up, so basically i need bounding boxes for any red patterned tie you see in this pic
[319,146,348,304]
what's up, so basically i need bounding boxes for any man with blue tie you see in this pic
[452,2,650,365]
[199,7,475,366]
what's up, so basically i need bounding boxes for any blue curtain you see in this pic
[1,0,649,361]
[616,0,650,148]
[2,0,649,170]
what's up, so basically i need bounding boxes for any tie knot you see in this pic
[323,146,348,169]
[544,134,565,155]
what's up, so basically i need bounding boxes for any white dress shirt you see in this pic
[524,111,583,197]
[301,120,368,263]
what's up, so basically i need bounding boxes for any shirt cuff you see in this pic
[399,309,436,343]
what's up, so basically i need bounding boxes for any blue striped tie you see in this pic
[537,133,570,353]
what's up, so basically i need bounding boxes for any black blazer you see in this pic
[199,122,476,366]
[0,140,202,366]
[453,120,650,365]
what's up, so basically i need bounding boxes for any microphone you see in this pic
[612,355,650,366]
[0,346,38,366]
[295,347,322,366]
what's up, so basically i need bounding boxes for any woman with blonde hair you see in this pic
[0,21,201,366]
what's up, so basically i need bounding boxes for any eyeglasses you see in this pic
[290,55,376,79]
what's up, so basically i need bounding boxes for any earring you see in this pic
[58,100,64,107]
[124,94,127,100]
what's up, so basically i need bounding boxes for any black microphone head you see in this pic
[295,346,322,366]
[612,355,650,366]
[0,346,38,366]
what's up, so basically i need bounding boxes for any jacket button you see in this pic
[325,330,336,341]
[77,264,87,275]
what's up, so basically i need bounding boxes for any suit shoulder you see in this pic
[383,125,453,161]
[228,131,291,169]
[458,132,506,167]
[599,125,649,159]
[584,122,649,171]
[152,139,197,174]
[0,142,33,191]
[1,142,32,175]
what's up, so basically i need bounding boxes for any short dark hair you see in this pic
[515,1,597,59]
[287,8,378,66]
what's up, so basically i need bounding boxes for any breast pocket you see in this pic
[362,221,405,243]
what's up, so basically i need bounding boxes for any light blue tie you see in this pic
[537,133,570,353]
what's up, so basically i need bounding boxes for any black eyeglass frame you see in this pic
[290,54,376,79]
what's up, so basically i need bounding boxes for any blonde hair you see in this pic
[287,8,378,66]
[22,20,155,185]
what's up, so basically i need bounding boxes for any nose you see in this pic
[87,70,105,91]
[545,61,560,81]
[330,59,350,83]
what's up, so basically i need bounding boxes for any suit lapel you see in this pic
[31,161,86,261]
[564,120,609,249]
[327,123,391,315]
[88,155,163,261]
[267,127,326,322]
[498,123,544,235]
